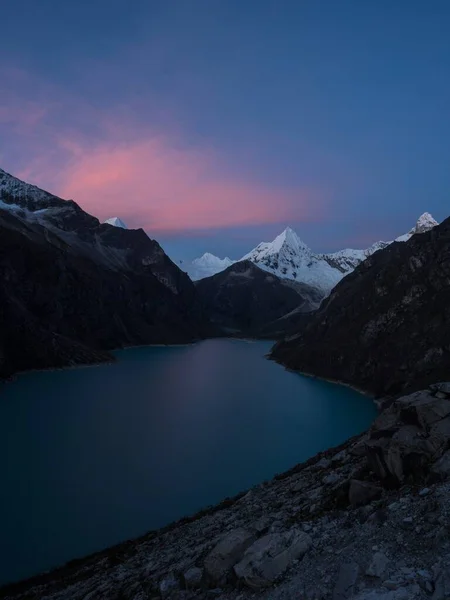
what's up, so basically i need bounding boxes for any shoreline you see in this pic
[0,337,380,592]
[0,428,364,594]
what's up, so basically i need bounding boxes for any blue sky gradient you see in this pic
[1,1,449,259]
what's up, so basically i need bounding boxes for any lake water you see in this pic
[0,339,377,584]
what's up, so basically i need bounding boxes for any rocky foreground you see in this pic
[5,383,450,599]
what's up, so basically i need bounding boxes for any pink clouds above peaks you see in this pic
[0,67,325,235]
[29,134,324,234]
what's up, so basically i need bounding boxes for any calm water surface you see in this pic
[0,339,377,584]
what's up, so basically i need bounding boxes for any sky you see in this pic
[1,1,449,260]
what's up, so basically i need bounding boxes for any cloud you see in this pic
[0,67,326,234]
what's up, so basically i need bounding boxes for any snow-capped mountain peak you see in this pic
[185,253,234,280]
[104,217,127,229]
[413,212,438,233]
[185,212,439,295]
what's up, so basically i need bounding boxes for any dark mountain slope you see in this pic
[0,169,213,379]
[195,260,321,335]
[271,216,450,397]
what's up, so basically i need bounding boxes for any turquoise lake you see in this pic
[0,339,377,584]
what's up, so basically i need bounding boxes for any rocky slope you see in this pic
[195,260,321,335]
[5,383,450,599]
[0,168,213,378]
[271,216,450,398]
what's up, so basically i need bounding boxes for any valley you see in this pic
[0,168,449,600]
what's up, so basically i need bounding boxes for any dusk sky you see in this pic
[1,1,449,260]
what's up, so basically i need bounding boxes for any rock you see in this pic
[313,457,332,471]
[332,450,348,463]
[234,529,312,589]
[419,487,431,496]
[402,517,414,526]
[431,450,450,480]
[365,422,447,483]
[433,567,450,599]
[366,552,390,579]
[183,567,203,590]
[348,480,382,506]
[431,383,450,395]
[204,528,256,585]
[159,573,180,597]
[436,392,448,399]
[323,473,341,486]
[333,561,360,600]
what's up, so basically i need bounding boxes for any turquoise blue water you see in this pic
[0,339,377,584]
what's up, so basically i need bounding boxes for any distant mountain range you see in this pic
[183,213,439,296]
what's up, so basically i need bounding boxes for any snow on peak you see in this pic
[185,253,234,280]
[395,212,438,242]
[104,217,127,229]
[414,212,438,233]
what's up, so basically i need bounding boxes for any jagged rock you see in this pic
[323,473,341,486]
[234,529,312,589]
[431,450,450,480]
[348,480,382,506]
[431,383,450,395]
[159,573,180,597]
[366,552,390,578]
[364,392,450,483]
[432,566,450,599]
[203,528,256,585]
[183,567,203,589]
[312,457,332,471]
[333,561,360,600]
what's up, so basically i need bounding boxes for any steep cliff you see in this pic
[271,216,450,397]
[0,169,213,378]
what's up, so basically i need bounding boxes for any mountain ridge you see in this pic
[186,214,439,296]
[0,168,214,379]
[271,215,450,397]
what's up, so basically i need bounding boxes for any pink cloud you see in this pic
[17,132,325,233]
[0,67,326,233]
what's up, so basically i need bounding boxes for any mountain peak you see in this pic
[104,217,127,229]
[415,212,438,233]
[270,226,310,254]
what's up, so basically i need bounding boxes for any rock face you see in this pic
[6,385,450,600]
[0,168,213,379]
[365,388,450,484]
[204,528,256,585]
[272,216,450,397]
[195,260,321,335]
[233,529,312,589]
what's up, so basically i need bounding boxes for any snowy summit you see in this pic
[185,253,234,281]
[104,217,128,229]
[186,213,439,296]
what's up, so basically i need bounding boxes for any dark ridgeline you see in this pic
[195,259,321,336]
[272,216,450,397]
[0,169,215,379]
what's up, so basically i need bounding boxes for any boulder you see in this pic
[365,420,448,483]
[159,573,180,597]
[204,528,256,586]
[431,450,450,480]
[333,561,360,600]
[430,382,450,395]
[348,479,382,506]
[365,551,390,579]
[183,567,203,590]
[234,529,312,589]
